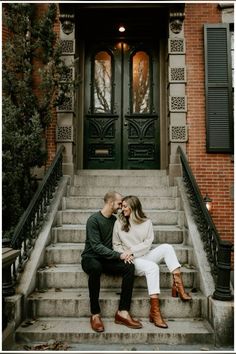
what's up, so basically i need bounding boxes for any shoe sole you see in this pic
[91,327,104,332]
[115,320,142,329]
[149,319,168,329]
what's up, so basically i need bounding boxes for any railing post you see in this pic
[2,238,20,330]
[213,241,233,301]
[2,239,19,297]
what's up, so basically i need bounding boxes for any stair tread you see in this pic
[53,224,183,231]
[46,243,193,251]
[28,288,202,300]
[38,264,197,273]
[60,209,181,213]
[16,317,214,335]
[76,169,167,175]
[65,196,177,199]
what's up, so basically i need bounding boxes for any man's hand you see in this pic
[120,250,134,264]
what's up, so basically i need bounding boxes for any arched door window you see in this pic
[93,51,112,113]
[131,51,151,113]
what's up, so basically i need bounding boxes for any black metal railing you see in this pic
[177,146,233,301]
[10,145,65,280]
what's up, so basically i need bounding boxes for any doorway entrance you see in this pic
[84,39,160,169]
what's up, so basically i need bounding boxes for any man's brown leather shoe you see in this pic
[90,315,104,332]
[114,311,142,329]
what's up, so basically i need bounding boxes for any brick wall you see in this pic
[185,3,234,244]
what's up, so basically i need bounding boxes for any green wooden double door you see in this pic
[84,40,160,169]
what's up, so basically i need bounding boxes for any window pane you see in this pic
[132,51,150,113]
[94,51,111,113]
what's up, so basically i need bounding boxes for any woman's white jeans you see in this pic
[133,244,181,295]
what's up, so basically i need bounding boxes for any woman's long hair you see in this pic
[119,195,147,232]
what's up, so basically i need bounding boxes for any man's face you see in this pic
[111,194,122,214]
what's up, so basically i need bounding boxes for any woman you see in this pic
[112,195,192,329]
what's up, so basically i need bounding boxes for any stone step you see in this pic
[37,264,197,290]
[57,210,184,226]
[45,243,193,266]
[69,185,178,197]
[27,289,203,319]
[52,225,184,244]
[73,175,170,187]
[15,317,214,345]
[76,169,167,176]
[62,196,179,210]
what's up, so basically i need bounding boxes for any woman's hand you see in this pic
[120,250,134,264]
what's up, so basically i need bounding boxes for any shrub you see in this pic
[2,3,69,238]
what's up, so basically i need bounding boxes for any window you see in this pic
[93,51,112,113]
[204,24,233,153]
[131,51,151,113]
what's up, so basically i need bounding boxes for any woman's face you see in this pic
[122,201,131,217]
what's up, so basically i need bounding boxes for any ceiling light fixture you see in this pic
[118,25,126,33]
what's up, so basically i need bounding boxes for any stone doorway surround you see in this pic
[57,3,187,176]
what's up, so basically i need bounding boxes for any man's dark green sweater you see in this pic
[81,211,121,260]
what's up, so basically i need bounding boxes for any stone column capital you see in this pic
[169,5,185,34]
[59,14,75,35]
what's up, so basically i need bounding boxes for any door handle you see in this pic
[124,121,128,126]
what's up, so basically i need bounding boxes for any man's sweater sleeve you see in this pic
[87,216,121,259]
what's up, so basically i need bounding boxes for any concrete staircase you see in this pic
[15,170,215,346]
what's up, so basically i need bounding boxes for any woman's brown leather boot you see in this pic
[149,297,168,328]
[172,272,192,301]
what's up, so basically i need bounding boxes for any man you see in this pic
[81,191,142,332]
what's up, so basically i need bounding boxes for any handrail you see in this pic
[10,145,65,277]
[177,146,233,301]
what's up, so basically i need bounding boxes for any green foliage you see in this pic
[2,3,70,238]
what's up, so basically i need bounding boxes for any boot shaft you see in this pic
[172,272,192,301]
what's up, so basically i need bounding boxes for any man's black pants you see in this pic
[81,257,135,315]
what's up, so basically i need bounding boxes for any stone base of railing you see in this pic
[2,321,15,350]
[209,296,234,346]
[2,294,23,350]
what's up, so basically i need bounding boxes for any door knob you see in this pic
[124,122,128,126]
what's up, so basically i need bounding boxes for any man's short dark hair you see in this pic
[104,191,121,203]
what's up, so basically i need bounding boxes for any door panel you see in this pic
[84,40,160,169]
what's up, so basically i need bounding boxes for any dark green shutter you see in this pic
[204,24,233,153]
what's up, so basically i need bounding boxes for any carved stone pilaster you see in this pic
[168,4,187,185]
[58,5,76,175]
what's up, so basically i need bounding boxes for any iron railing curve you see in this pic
[177,146,233,301]
[10,145,65,277]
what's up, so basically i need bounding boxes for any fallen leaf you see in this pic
[55,288,62,292]
[41,324,53,330]
[38,289,48,293]
[24,341,71,351]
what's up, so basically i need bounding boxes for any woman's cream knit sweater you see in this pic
[112,218,154,258]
